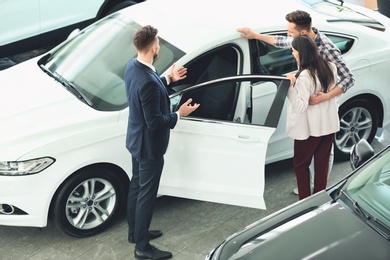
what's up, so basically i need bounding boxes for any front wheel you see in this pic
[334,99,378,161]
[51,167,126,237]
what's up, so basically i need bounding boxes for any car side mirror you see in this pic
[350,139,374,170]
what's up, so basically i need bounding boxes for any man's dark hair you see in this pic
[133,25,158,52]
[285,10,312,32]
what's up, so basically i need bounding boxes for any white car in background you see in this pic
[1,0,390,237]
[0,0,143,58]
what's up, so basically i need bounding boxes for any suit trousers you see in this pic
[127,156,164,250]
[293,134,334,200]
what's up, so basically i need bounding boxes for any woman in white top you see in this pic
[286,35,340,200]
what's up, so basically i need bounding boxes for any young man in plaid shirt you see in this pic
[237,10,355,194]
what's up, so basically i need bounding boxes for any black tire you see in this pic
[107,1,139,15]
[51,167,126,237]
[334,99,378,161]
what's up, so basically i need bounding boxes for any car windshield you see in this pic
[300,0,386,31]
[39,13,185,111]
[343,146,390,231]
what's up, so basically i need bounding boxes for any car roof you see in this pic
[117,0,390,56]
[118,0,324,52]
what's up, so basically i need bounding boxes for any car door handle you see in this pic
[232,135,260,143]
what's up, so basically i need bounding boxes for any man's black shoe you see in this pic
[134,245,172,260]
[128,230,163,244]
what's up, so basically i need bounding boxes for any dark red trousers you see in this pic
[293,134,334,200]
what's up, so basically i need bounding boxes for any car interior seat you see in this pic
[182,53,238,121]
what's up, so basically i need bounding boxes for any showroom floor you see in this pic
[1,1,389,259]
[0,127,389,260]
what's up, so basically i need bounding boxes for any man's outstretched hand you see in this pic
[169,63,187,82]
[178,98,200,117]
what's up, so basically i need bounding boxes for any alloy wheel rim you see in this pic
[335,106,373,154]
[65,178,116,230]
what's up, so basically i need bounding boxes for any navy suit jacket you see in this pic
[124,59,178,160]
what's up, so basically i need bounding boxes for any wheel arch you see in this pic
[340,93,384,127]
[48,162,130,220]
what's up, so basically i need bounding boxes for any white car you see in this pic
[1,0,390,237]
[0,0,143,58]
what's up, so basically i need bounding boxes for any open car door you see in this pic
[160,76,289,209]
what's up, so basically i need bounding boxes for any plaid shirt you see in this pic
[274,27,355,93]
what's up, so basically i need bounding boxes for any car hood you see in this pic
[213,192,390,259]
[0,59,120,160]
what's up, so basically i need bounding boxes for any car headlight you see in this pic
[0,157,55,176]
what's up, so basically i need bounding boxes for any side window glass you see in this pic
[172,78,288,128]
[326,34,354,54]
[174,80,239,121]
[251,33,354,75]
[179,46,239,86]
[259,44,296,75]
[250,33,296,76]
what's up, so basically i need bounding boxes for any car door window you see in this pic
[252,34,296,76]
[326,34,354,54]
[171,76,288,127]
[178,80,239,121]
[260,44,296,75]
[169,46,241,121]
[251,33,354,76]
[178,45,240,86]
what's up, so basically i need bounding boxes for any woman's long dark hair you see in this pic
[292,35,334,93]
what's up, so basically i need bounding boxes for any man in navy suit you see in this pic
[124,25,199,260]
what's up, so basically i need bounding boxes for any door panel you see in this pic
[251,81,293,163]
[159,76,289,209]
[162,119,273,209]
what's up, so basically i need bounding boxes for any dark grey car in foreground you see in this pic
[206,140,390,259]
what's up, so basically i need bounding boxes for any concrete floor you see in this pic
[0,126,389,260]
